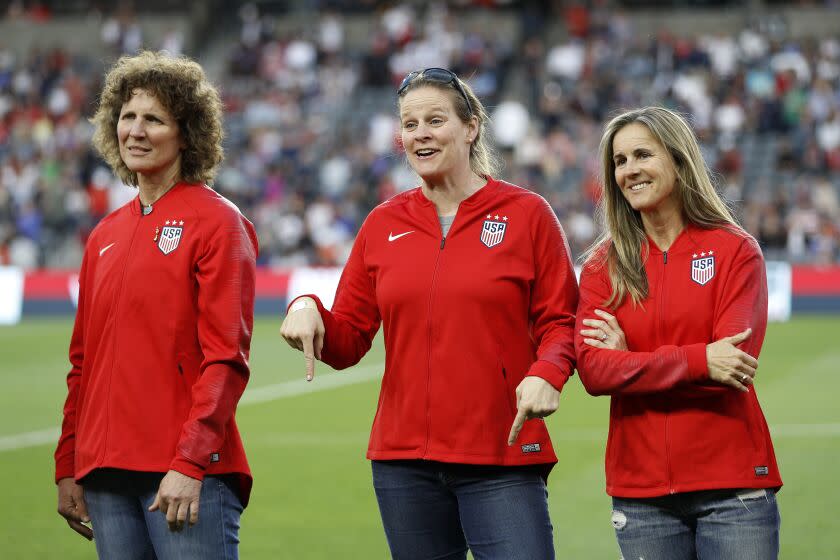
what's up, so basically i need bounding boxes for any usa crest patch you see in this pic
[480,219,507,248]
[691,253,715,285]
[158,221,183,255]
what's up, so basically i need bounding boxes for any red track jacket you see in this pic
[299,178,578,467]
[576,224,782,498]
[55,183,257,506]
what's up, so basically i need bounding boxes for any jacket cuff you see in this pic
[55,455,75,484]
[526,360,570,392]
[169,456,207,481]
[684,343,709,382]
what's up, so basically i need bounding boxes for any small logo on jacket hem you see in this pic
[521,443,541,453]
[210,452,220,463]
[754,465,769,476]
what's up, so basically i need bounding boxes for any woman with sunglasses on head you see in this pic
[576,107,781,559]
[280,68,578,559]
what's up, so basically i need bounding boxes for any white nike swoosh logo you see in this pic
[388,231,415,242]
[99,243,116,256]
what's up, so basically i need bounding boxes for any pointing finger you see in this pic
[508,408,528,446]
[302,336,316,382]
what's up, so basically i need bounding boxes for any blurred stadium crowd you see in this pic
[1,1,839,269]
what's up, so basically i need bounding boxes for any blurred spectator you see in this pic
[0,5,839,269]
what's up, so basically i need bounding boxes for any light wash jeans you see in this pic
[83,469,243,560]
[611,488,781,560]
[372,460,555,560]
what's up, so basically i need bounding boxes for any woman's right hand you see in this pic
[706,328,758,393]
[280,297,325,381]
[57,477,93,540]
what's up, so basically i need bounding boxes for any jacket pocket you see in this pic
[500,363,517,417]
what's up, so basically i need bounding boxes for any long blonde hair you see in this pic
[585,107,738,307]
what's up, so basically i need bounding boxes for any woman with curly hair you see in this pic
[55,51,258,559]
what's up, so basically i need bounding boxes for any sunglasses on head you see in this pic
[397,67,473,116]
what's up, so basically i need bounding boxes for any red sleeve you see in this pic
[523,197,579,391]
[712,236,767,358]
[55,251,89,483]
[667,235,769,397]
[302,217,380,370]
[574,256,708,396]
[169,212,258,479]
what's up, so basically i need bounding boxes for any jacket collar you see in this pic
[412,176,498,210]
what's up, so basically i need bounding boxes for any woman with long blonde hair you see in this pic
[576,106,781,559]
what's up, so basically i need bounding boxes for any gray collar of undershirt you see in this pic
[439,214,455,237]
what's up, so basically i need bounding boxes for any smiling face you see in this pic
[612,122,681,216]
[117,88,183,183]
[399,86,477,184]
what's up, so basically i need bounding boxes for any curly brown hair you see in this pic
[91,50,224,187]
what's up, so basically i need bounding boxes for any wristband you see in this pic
[289,298,316,313]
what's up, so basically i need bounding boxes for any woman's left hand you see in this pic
[507,377,560,445]
[149,470,202,531]
[581,309,628,350]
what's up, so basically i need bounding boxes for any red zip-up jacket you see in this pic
[55,183,257,506]
[298,178,578,467]
[575,224,782,498]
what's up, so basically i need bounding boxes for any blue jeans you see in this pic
[611,488,781,560]
[371,460,555,560]
[83,469,243,560]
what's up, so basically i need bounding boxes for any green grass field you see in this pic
[1,315,837,558]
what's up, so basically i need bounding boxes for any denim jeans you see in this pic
[611,488,781,560]
[83,469,243,560]
[371,460,555,560]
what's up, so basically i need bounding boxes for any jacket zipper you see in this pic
[423,230,447,457]
[660,249,675,493]
[101,211,143,465]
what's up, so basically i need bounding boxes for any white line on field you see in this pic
[0,362,385,453]
[0,427,60,452]
[240,362,384,405]
[2,360,840,452]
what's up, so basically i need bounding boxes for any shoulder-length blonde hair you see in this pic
[397,69,501,178]
[91,50,223,187]
[584,106,738,307]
